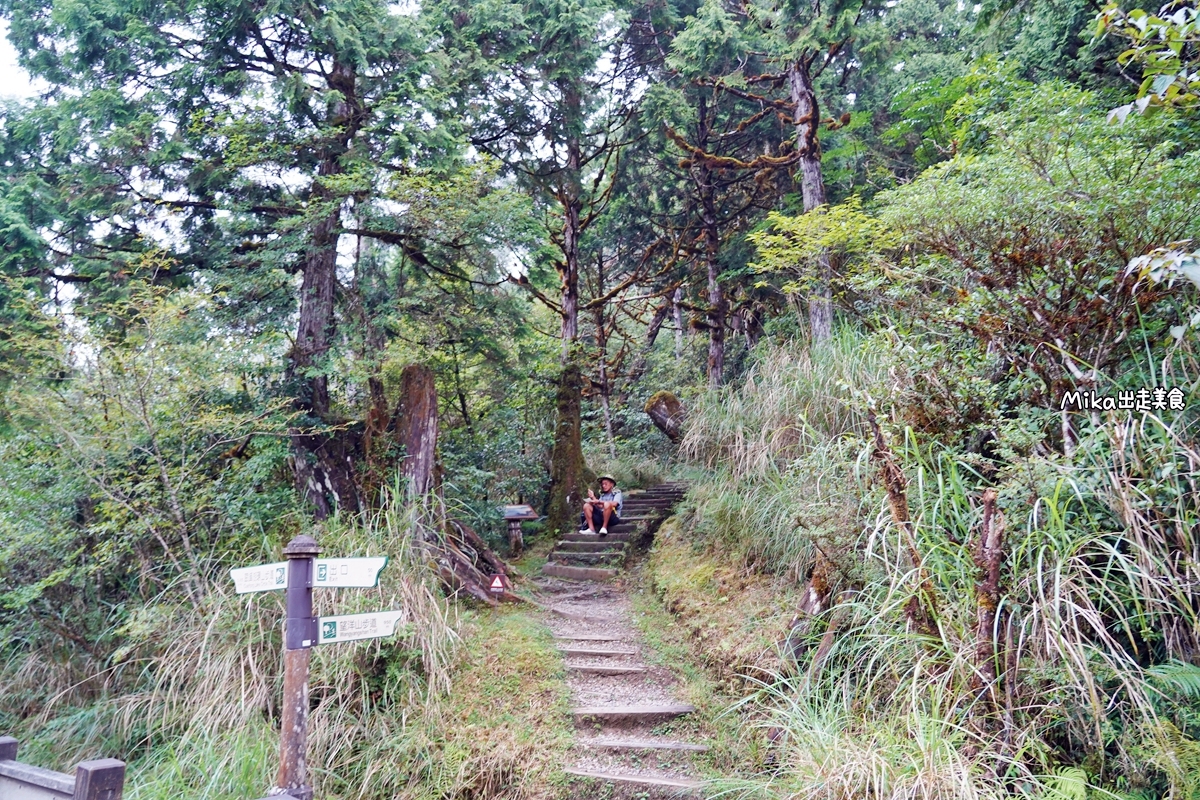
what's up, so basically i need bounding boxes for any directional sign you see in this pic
[230,561,288,594]
[313,557,388,588]
[317,610,405,644]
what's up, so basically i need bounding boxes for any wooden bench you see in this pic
[0,737,124,800]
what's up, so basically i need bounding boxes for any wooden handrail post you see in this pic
[73,758,125,800]
[0,736,17,760]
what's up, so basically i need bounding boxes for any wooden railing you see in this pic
[0,736,124,800]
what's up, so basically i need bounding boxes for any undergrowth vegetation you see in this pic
[671,328,1200,799]
[2,500,570,799]
[659,81,1200,800]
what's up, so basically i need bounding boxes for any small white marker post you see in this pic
[231,540,401,800]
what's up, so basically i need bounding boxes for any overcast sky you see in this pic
[0,22,38,100]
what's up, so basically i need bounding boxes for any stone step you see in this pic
[569,524,634,535]
[573,704,696,723]
[561,532,632,543]
[577,738,709,753]
[566,663,647,676]
[555,541,628,553]
[549,606,620,621]
[542,563,618,581]
[551,551,626,566]
[559,646,637,657]
[564,768,702,791]
[554,633,623,641]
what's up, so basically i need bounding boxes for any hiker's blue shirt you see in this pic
[600,489,623,516]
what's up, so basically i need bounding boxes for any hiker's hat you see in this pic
[599,475,616,483]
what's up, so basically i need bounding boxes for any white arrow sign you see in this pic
[314,557,388,588]
[230,561,289,594]
[317,610,406,644]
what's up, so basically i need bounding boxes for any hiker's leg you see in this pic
[582,501,598,531]
[601,502,614,529]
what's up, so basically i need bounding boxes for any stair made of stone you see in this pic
[567,701,708,796]
[542,483,686,582]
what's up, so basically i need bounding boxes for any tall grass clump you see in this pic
[682,327,888,480]
[675,329,888,575]
[704,413,1200,800]
[671,320,1200,797]
[3,498,459,796]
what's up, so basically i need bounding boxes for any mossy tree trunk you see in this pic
[547,361,594,535]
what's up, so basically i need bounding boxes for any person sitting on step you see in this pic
[581,475,623,536]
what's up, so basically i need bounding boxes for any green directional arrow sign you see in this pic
[313,557,387,588]
[317,610,405,644]
[230,561,288,594]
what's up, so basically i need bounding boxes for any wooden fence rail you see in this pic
[0,736,124,800]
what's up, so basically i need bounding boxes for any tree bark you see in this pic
[788,56,833,343]
[971,489,1005,717]
[287,59,364,518]
[559,84,583,356]
[392,364,439,500]
[594,264,617,460]
[868,410,940,640]
[673,286,684,361]
[696,95,726,388]
[547,361,590,535]
[547,80,588,532]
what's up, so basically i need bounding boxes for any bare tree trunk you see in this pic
[972,489,1006,718]
[547,81,588,532]
[696,95,726,388]
[547,362,588,535]
[623,298,671,393]
[673,286,684,361]
[559,88,583,356]
[595,260,617,460]
[868,410,940,640]
[788,56,833,343]
[383,366,518,605]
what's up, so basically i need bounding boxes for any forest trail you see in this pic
[534,576,707,797]
[532,483,706,797]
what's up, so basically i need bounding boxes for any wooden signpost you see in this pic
[231,536,401,800]
[501,504,538,556]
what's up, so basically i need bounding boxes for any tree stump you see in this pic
[392,364,439,498]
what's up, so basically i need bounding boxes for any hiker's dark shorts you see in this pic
[582,507,620,528]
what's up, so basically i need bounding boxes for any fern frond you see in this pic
[1146,660,1200,698]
